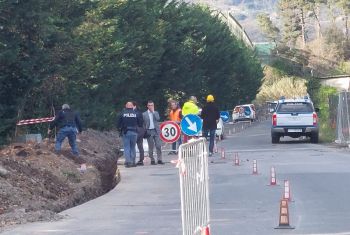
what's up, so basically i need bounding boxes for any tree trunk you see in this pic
[345,15,349,41]
[313,6,322,39]
[328,2,337,24]
[300,8,306,48]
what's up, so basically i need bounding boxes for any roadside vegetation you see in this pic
[308,80,338,142]
[0,0,263,145]
[255,0,349,142]
[256,66,307,102]
[257,0,350,76]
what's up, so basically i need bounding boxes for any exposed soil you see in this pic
[0,129,122,231]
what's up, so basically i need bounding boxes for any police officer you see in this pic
[48,104,82,156]
[117,101,143,168]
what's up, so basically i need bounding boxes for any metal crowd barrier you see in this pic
[178,138,210,235]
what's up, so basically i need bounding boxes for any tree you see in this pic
[335,0,350,41]
[256,64,309,105]
[256,13,280,43]
[0,0,93,144]
[72,0,263,125]
[0,0,263,143]
[309,0,327,38]
[278,0,302,48]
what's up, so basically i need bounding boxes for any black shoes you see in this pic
[132,160,163,165]
[125,163,137,168]
[168,151,178,155]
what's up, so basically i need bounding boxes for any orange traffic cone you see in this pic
[221,148,226,159]
[234,153,240,166]
[213,142,218,153]
[275,199,294,229]
[252,160,258,175]
[283,180,291,201]
[201,226,210,235]
[270,167,277,186]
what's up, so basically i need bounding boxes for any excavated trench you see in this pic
[0,129,122,230]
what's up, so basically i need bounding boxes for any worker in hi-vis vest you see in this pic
[181,96,200,143]
[168,100,182,154]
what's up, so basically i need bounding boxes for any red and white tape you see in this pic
[16,117,55,126]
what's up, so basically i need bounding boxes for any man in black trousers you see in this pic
[132,101,146,166]
[201,95,220,156]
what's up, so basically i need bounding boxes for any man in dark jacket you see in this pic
[132,101,146,166]
[118,101,143,167]
[142,100,163,165]
[48,104,82,156]
[201,95,220,156]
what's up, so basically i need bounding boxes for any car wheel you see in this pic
[271,134,280,144]
[310,133,319,143]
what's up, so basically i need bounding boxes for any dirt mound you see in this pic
[0,129,121,230]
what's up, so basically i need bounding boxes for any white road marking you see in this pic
[221,147,329,153]
[293,232,350,235]
[37,230,68,233]
[229,133,269,137]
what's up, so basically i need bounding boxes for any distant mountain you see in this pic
[188,0,279,42]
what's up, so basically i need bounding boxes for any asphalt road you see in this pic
[3,121,350,235]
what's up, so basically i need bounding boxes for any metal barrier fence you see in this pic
[217,11,254,49]
[335,91,350,144]
[178,138,210,235]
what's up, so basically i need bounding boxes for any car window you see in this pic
[277,102,313,113]
[234,106,240,112]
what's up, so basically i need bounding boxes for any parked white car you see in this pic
[232,104,256,122]
[271,97,319,143]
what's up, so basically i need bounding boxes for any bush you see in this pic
[309,82,337,142]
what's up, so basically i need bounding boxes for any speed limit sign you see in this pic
[160,121,181,143]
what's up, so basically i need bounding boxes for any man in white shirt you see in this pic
[142,101,163,165]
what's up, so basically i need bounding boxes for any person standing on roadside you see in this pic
[165,98,175,118]
[142,101,164,165]
[117,101,143,168]
[48,104,82,156]
[168,100,182,154]
[201,95,220,156]
[132,101,146,166]
[181,96,200,143]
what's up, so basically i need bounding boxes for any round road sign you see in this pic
[160,121,181,143]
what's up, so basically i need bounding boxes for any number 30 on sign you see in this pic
[160,121,181,143]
